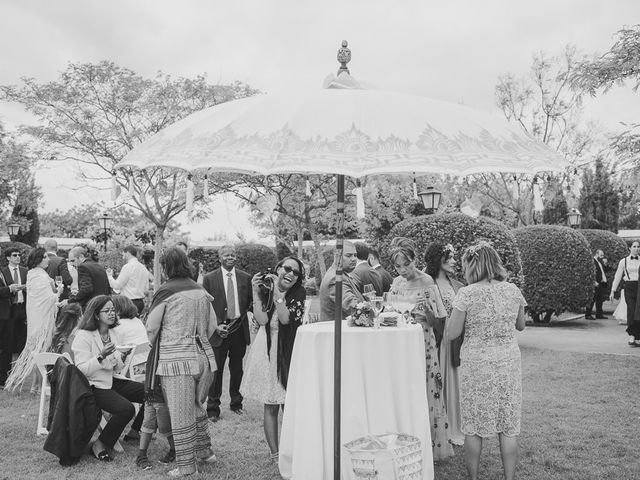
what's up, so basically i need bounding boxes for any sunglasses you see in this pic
[282,265,300,276]
[100,308,115,314]
[10,253,20,257]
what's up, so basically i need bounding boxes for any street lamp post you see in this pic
[567,208,582,228]
[97,212,114,251]
[418,186,442,214]
[7,223,20,239]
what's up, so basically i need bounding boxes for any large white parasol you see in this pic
[119,42,567,480]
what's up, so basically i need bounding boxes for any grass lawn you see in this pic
[1,346,638,479]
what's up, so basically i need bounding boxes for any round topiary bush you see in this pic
[579,229,629,295]
[0,241,33,267]
[513,225,594,323]
[387,213,523,284]
[235,243,278,276]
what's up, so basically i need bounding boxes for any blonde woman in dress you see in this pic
[388,237,454,461]
[448,242,526,480]
[6,247,63,391]
[241,256,306,464]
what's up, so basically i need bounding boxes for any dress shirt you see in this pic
[612,255,640,291]
[11,266,24,303]
[108,257,150,299]
[222,267,240,319]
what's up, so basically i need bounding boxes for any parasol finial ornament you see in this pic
[337,40,351,75]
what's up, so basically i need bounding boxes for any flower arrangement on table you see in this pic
[347,301,376,327]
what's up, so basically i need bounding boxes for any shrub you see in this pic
[0,241,33,267]
[189,247,220,274]
[579,229,629,295]
[235,243,278,276]
[387,213,523,284]
[513,225,594,322]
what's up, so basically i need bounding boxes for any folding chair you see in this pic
[33,352,65,436]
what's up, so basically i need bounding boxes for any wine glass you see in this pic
[363,284,375,300]
[370,296,384,315]
[55,276,63,288]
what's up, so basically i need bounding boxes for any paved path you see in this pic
[518,315,640,357]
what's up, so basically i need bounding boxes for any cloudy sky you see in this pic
[1,0,639,240]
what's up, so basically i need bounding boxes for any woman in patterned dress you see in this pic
[388,237,454,461]
[241,256,306,463]
[423,242,465,446]
[448,241,526,480]
[146,247,224,477]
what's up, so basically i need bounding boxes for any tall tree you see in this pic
[0,121,37,229]
[578,157,619,231]
[9,175,41,246]
[2,61,258,284]
[484,46,597,226]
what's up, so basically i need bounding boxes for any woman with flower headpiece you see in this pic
[423,241,465,446]
[447,241,526,480]
[388,237,454,461]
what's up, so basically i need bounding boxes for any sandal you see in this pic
[159,450,176,464]
[135,454,152,470]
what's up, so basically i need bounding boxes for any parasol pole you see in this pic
[334,174,344,480]
[333,41,351,480]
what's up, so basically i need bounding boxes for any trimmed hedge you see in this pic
[579,229,629,295]
[0,241,34,267]
[513,225,594,322]
[189,243,278,278]
[387,213,523,284]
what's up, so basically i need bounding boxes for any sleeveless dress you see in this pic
[242,311,287,405]
[391,275,454,460]
[452,282,526,437]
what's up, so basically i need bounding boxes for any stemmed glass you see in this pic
[55,276,63,288]
[363,284,375,300]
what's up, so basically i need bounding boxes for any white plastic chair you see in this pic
[33,352,67,436]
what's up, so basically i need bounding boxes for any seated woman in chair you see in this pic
[72,295,145,461]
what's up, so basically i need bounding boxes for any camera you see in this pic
[256,268,275,307]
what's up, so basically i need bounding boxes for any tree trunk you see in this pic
[530,311,541,323]
[542,310,554,324]
[297,226,304,259]
[153,224,165,289]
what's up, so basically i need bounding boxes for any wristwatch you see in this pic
[276,297,285,304]
[97,354,104,363]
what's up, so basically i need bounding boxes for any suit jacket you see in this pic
[0,270,12,321]
[351,261,384,296]
[594,258,607,284]
[44,356,101,466]
[68,259,111,308]
[319,266,365,322]
[0,265,28,315]
[46,253,73,300]
[203,267,252,346]
[373,264,393,293]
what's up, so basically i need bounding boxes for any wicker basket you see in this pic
[344,433,423,480]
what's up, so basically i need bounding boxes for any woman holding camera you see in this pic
[241,256,306,463]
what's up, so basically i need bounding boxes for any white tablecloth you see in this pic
[279,321,433,480]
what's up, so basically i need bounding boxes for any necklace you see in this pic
[100,332,111,343]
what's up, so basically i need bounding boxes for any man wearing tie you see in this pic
[0,248,25,387]
[202,244,253,421]
[586,249,608,320]
[1,248,28,368]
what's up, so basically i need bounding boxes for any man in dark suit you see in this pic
[351,242,384,296]
[586,249,608,320]
[0,248,26,387]
[44,239,73,301]
[66,246,111,310]
[368,248,393,294]
[1,248,28,372]
[202,244,253,421]
[319,241,365,322]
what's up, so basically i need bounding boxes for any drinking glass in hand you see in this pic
[55,276,63,288]
[363,284,375,299]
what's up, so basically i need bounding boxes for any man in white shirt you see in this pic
[610,241,640,346]
[106,245,151,316]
